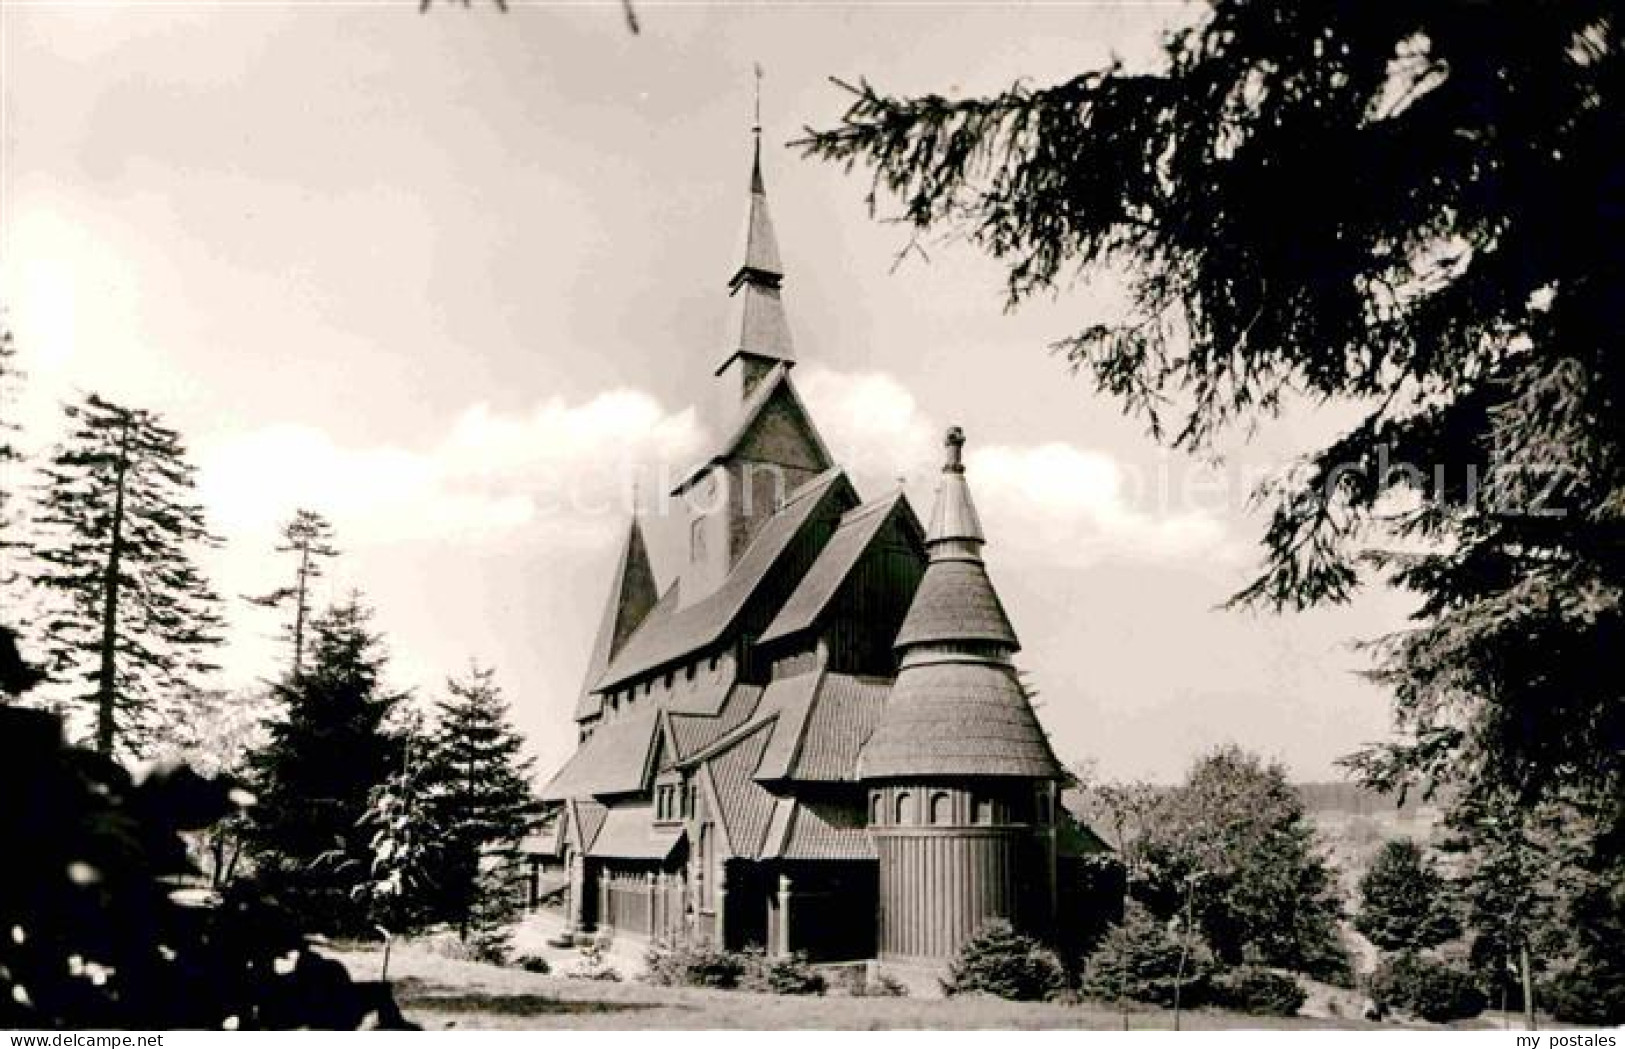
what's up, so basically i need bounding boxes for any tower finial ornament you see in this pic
[944,426,966,473]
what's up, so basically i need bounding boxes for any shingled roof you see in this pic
[759,492,921,645]
[700,719,777,859]
[859,661,1059,779]
[594,468,854,690]
[861,427,1059,782]
[541,706,661,801]
[893,559,1018,651]
[666,682,764,763]
[588,805,686,860]
[760,797,876,861]
[791,673,890,781]
[565,798,608,852]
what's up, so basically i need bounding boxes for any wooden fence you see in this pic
[599,869,688,942]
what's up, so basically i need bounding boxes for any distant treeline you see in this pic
[1294,782,1453,817]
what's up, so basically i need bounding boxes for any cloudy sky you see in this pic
[1,0,1415,782]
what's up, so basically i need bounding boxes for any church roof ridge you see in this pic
[593,467,854,691]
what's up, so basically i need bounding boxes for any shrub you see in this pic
[513,954,551,975]
[642,938,747,989]
[738,950,827,996]
[1209,967,1306,1017]
[942,919,1067,1002]
[1080,903,1212,1008]
[868,972,910,998]
[563,938,620,982]
[1369,953,1487,1023]
[467,927,512,966]
[836,966,908,997]
[1542,958,1625,1027]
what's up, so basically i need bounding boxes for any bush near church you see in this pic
[1368,953,1487,1023]
[1208,967,1306,1017]
[941,920,1068,1002]
[643,937,748,989]
[1080,902,1212,1008]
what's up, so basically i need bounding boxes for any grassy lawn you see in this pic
[329,944,1390,1031]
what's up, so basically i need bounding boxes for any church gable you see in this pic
[730,373,831,474]
[758,492,926,673]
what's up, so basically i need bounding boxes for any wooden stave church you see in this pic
[534,134,1107,966]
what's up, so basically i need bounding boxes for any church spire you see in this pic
[574,512,658,720]
[860,427,1055,780]
[894,427,1018,653]
[718,70,794,396]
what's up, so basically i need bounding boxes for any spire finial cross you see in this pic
[752,62,764,135]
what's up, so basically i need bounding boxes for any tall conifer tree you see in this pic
[246,509,338,680]
[0,324,25,586]
[243,596,403,935]
[417,664,539,942]
[32,394,224,757]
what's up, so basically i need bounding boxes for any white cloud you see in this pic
[197,389,704,551]
[970,442,1234,566]
[798,366,1234,568]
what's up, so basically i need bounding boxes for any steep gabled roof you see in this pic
[1059,788,1114,857]
[759,492,922,645]
[575,516,659,721]
[790,673,890,782]
[666,682,764,763]
[760,797,876,861]
[565,798,608,853]
[541,706,661,801]
[699,719,777,860]
[587,804,686,860]
[752,670,824,780]
[594,468,855,690]
[673,366,833,496]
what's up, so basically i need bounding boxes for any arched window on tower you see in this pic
[895,792,915,825]
[973,795,995,825]
[930,792,952,825]
[870,791,883,826]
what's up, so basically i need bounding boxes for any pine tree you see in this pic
[32,394,224,757]
[1355,838,1460,954]
[418,664,540,946]
[246,509,338,679]
[0,323,25,588]
[242,596,403,936]
[800,1,1624,825]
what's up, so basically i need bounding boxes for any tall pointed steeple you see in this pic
[861,427,1055,778]
[574,513,658,722]
[717,100,794,400]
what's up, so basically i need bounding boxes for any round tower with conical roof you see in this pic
[860,427,1064,963]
